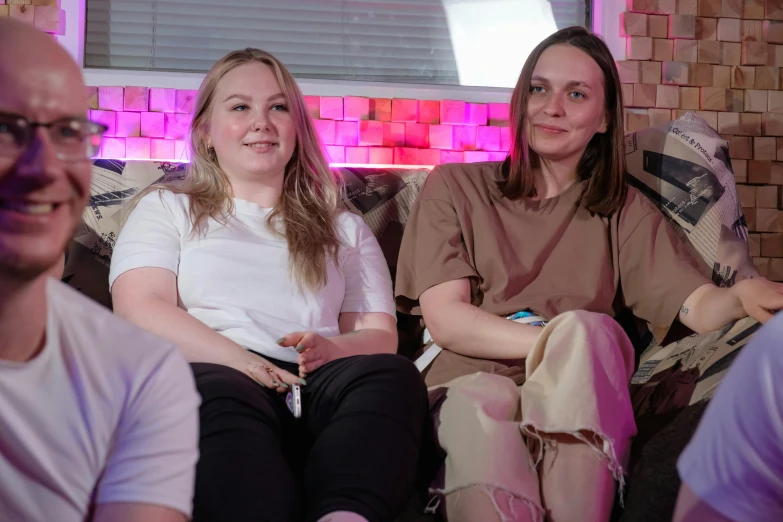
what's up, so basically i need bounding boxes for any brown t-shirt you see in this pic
[395,162,713,342]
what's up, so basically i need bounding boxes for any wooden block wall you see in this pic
[86,86,513,167]
[0,0,65,35]
[621,0,783,281]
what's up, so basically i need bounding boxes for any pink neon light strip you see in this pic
[100,159,437,169]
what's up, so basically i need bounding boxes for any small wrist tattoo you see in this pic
[680,306,689,315]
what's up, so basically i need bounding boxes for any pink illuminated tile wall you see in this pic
[88,87,512,166]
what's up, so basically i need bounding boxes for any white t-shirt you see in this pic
[0,279,200,521]
[677,312,783,522]
[109,190,395,363]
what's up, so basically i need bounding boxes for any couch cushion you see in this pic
[624,111,756,288]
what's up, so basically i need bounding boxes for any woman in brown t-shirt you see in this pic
[396,27,783,522]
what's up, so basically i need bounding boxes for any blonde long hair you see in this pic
[132,48,342,291]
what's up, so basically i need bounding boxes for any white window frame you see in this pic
[61,0,624,104]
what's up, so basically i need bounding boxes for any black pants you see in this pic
[191,354,429,522]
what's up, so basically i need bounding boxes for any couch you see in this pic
[64,113,760,522]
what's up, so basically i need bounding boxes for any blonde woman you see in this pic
[109,49,428,522]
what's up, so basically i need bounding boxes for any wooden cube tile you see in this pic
[697,110,720,130]
[622,84,635,106]
[654,38,675,61]
[628,37,654,60]
[769,90,783,112]
[622,12,649,36]
[670,14,697,38]
[634,84,659,107]
[656,85,680,107]
[730,135,754,158]
[737,183,757,207]
[33,5,63,34]
[755,66,780,89]
[732,65,756,87]
[756,137,778,159]
[748,232,761,256]
[675,39,699,62]
[747,89,770,111]
[762,233,783,255]
[763,112,783,135]
[752,256,769,276]
[718,111,741,133]
[757,208,783,231]
[778,138,783,159]
[641,61,663,83]
[649,14,670,37]
[742,112,764,134]
[698,0,723,16]
[9,4,34,24]
[714,65,732,87]
[723,0,744,16]
[743,42,769,65]
[698,40,722,63]
[691,63,715,85]
[742,20,764,42]
[768,44,783,66]
[678,0,699,13]
[757,185,780,207]
[617,60,642,83]
[0,6,10,17]
[768,0,783,20]
[696,16,717,39]
[764,20,783,43]
[748,160,772,183]
[625,111,651,132]
[701,87,732,110]
[663,61,691,84]
[649,108,674,126]
[680,85,702,107]
[744,0,766,18]
[721,42,742,64]
[734,158,749,182]
[771,258,783,282]
[718,17,741,41]
[629,0,676,13]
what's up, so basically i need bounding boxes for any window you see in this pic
[85,0,589,89]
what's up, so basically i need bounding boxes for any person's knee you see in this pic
[352,354,428,410]
[548,310,635,376]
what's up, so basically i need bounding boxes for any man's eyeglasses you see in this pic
[0,111,108,162]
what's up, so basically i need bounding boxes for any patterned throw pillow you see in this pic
[624,111,757,288]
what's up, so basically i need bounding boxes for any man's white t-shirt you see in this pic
[0,279,200,521]
[677,312,783,522]
[109,191,396,363]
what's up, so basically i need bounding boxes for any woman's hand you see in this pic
[733,277,783,324]
[234,352,301,393]
[278,332,345,379]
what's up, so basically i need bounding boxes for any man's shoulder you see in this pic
[47,279,181,366]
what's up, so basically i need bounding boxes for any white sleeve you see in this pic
[677,313,783,522]
[95,348,200,516]
[109,191,185,290]
[339,214,396,318]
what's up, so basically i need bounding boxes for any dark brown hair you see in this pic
[499,26,627,216]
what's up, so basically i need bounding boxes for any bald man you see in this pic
[0,19,200,522]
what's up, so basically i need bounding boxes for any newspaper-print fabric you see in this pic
[625,111,757,288]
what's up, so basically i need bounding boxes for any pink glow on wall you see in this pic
[91,88,512,167]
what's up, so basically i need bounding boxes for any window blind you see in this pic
[85,0,588,88]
